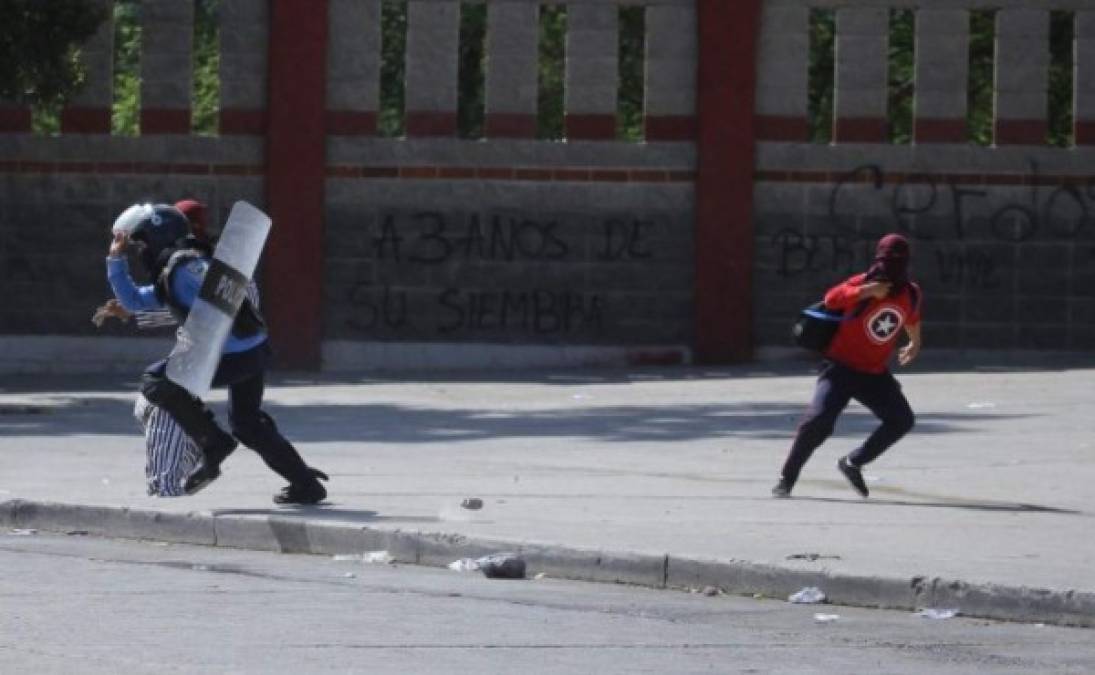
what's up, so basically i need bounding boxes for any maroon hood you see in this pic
[865,233,910,292]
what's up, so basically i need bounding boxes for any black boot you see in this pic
[183,434,237,495]
[273,467,329,505]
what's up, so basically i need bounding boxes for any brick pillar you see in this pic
[0,102,31,133]
[995,9,1049,145]
[405,1,459,136]
[565,5,618,140]
[265,0,328,369]
[62,0,113,134]
[484,2,538,138]
[1074,12,1095,145]
[645,5,697,141]
[220,0,269,135]
[695,0,761,363]
[914,10,969,143]
[834,8,888,143]
[754,4,809,141]
[139,0,193,134]
[327,0,381,135]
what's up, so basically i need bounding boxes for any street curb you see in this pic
[3,499,1093,627]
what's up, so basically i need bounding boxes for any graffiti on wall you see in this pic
[340,211,671,337]
[772,163,1095,291]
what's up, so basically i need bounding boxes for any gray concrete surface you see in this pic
[1,359,1093,625]
[4,533,1095,675]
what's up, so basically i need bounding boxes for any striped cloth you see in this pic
[134,394,202,497]
[128,281,260,496]
[134,309,177,329]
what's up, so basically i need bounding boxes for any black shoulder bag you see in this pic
[791,299,869,352]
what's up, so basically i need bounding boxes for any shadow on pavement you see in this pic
[211,507,442,525]
[789,495,1084,516]
[0,397,1033,442]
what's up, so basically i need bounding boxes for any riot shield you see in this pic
[166,201,271,397]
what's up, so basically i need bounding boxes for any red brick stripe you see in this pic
[1074,120,1095,146]
[755,115,809,142]
[220,108,267,135]
[323,165,695,183]
[140,108,191,134]
[0,161,266,175]
[327,110,377,135]
[60,107,112,134]
[754,169,1094,187]
[914,118,967,143]
[0,160,694,183]
[644,115,697,141]
[996,119,1048,145]
[485,113,537,138]
[0,107,31,132]
[565,114,617,140]
[835,117,888,143]
[406,111,458,137]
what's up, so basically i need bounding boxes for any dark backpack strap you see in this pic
[848,298,871,319]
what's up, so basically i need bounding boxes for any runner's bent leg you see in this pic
[846,372,914,467]
[780,362,854,485]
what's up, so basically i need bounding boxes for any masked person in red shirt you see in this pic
[773,234,922,498]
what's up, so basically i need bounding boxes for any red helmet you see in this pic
[174,199,209,240]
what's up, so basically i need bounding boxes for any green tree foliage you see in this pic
[110,0,219,136]
[379,0,407,137]
[34,2,1080,148]
[617,6,645,142]
[457,2,486,139]
[0,0,107,104]
[192,0,220,135]
[1048,11,1074,148]
[808,10,835,143]
[967,10,995,146]
[888,10,914,144]
[111,0,140,136]
[537,5,566,140]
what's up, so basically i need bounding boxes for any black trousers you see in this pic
[780,361,915,485]
[140,342,314,486]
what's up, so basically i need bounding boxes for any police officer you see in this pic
[106,203,328,504]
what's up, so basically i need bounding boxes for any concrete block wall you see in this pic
[755,1,1095,352]
[0,1,266,341]
[139,0,194,133]
[7,0,1093,367]
[1,0,699,370]
[1074,11,1095,144]
[320,0,699,359]
[485,2,540,138]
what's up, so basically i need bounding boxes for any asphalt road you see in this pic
[1,533,1093,674]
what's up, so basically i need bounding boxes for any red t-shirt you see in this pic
[823,273,922,374]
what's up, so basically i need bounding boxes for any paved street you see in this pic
[1,359,1093,601]
[3,533,1094,674]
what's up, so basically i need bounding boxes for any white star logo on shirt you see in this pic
[864,306,906,344]
[874,315,897,337]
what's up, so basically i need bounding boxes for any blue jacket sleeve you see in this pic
[106,257,163,312]
[168,258,206,310]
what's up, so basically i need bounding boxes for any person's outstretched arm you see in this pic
[105,232,162,312]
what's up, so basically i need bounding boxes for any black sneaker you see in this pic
[837,457,869,497]
[183,462,222,495]
[771,478,793,498]
[273,481,327,505]
[273,468,329,505]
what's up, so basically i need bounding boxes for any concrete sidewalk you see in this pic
[2,359,1093,625]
